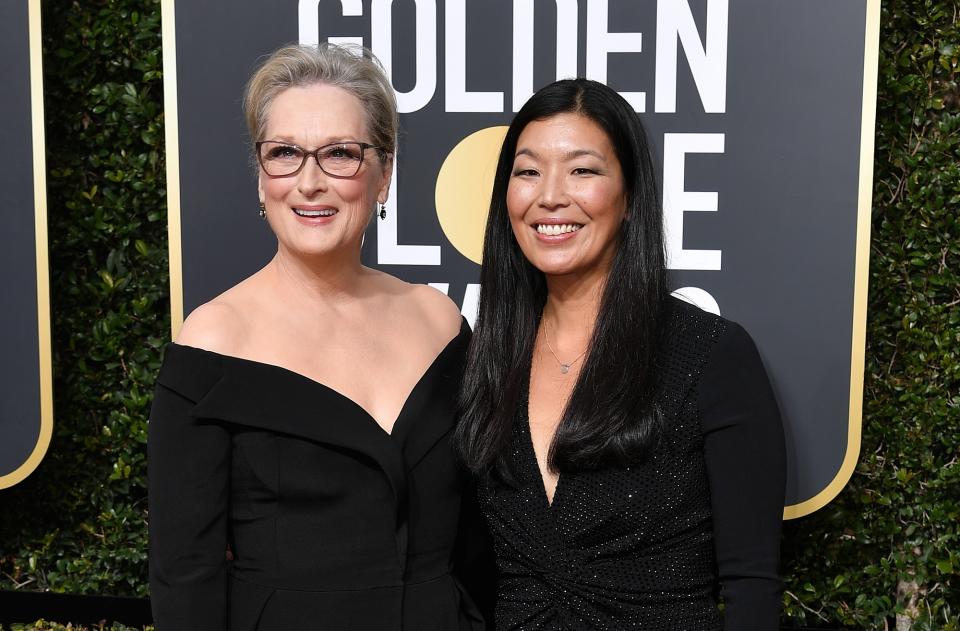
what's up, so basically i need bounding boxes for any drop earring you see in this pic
[378,203,387,220]
[258,202,266,219]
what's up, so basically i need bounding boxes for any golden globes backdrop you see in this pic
[162,0,880,518]
[0,0,52,489]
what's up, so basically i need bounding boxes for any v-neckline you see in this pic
[172,317,469,438]
[519,377,565,511]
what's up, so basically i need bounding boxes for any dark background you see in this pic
[1,0,957,627]
[0,0,44,480]
[173,0,868,509]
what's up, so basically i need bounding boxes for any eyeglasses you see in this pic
[255,141,386,178]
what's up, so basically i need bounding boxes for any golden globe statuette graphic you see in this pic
[435,126,508,265]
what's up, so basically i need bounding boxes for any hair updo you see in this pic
[242,43,398,163]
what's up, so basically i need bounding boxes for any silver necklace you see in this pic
[542,318,588,374]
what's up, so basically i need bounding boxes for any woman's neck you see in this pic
[266,244,370,308]
[542,268,607,341]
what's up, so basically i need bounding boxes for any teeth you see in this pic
[294,208,336,217]
[536,223,582,236]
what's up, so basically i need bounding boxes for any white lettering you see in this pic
[299,0,364,47]
[586,0,645,112]
[460,283,481,328]
[512,0,578,112]
[445,0,504,112]
[655,0,728,113]
[371,0,437,113]
[663,133,724,270]
[377,159,442,265]
[299,0,732,115]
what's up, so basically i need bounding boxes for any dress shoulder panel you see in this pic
[661,296,727,342]
[655,297,730,420]
[156,343,225,403]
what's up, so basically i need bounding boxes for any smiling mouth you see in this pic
[536,223,582,236]
[293,208,337,218]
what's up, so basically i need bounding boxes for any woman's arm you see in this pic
[698,321,786,630]
[453,476,498,629]
[148,374,231,630]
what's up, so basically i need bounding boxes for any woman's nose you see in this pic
[538,171,570,210]
[296,157,329,196]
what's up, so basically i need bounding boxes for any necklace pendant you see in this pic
[560,363,571,374]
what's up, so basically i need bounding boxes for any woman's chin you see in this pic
[527,253,614,283]
[530,258,582,278]
[278,238,346,261]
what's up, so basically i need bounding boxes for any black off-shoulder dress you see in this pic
[477,299,786,630]
[148,319,492,631]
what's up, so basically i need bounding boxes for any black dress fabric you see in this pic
[148,319,492,631]
[477,299,786,630]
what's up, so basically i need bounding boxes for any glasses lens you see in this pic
[319,143,364,176]
[259,142,304,176]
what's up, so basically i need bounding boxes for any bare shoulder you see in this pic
[175,299,248,355]
[368,271,462,341]
[407,283,463,338]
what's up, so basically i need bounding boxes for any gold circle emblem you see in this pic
[435,126,509,264]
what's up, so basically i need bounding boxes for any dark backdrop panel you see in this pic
[0,0,47,486]
[169,0,875,514]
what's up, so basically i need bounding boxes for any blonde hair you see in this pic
[243,43,398,161]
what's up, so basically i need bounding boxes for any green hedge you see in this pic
[779,1,960,628]
[0,0,164,598]
[0,0,957,628]
[0,623,149,631]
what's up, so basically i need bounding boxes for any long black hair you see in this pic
[455,78,668,481]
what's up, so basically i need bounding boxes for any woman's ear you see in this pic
[377,154,394,203]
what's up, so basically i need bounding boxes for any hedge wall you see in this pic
[779,2,960,628]
[783,0,960,630]
[0,0,165,598]
[0,0,956,629]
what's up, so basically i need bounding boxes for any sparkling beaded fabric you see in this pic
[478,300,729,630]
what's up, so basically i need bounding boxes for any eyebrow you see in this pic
[266,136,361,146]
[514,147,607,161]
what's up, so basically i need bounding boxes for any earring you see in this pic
[378,203,387,220]
[258,202,266,219]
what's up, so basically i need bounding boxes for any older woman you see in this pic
[456,78,786,630]
[148,44,489,630]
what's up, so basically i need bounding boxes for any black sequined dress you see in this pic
[477,300,786,630]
